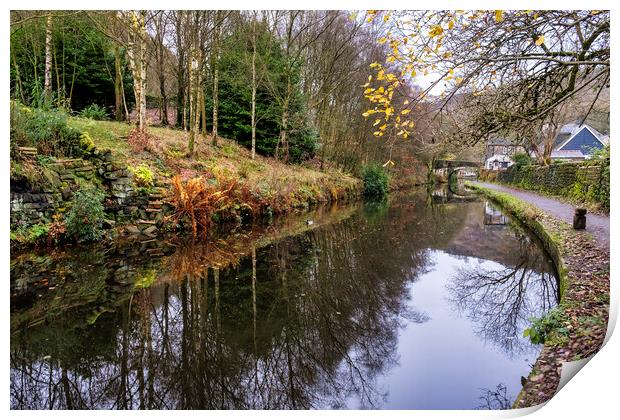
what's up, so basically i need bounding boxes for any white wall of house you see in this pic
[485,154,514,170]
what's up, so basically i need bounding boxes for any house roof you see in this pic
[556,125,605,154]
[550,149,586,159]
[485,154,513,162]
[537,122,608,152]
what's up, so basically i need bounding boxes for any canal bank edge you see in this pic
[466,182,610,409]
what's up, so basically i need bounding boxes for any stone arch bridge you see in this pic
[433,159,483,173]
[433,159,483,194]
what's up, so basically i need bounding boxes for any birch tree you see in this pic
[123,10,148,133]
[44,13,52,102]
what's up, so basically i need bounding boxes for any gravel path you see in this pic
[473,181,610,250]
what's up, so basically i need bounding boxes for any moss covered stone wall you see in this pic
[494,160,610,211]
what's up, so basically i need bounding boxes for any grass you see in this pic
[68,117,362,218]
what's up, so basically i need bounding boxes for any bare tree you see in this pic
[363,11,610,162]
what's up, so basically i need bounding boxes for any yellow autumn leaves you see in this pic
[361,10,551,141]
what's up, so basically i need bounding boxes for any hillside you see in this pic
[10,109,362,247]
[69,117,362,208]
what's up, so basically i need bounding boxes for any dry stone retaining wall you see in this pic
[10,149,170,239]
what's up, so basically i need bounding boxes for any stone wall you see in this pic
[491,160,610,211]
[10,148,170,239]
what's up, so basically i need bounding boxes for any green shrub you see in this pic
[10,222,53,246]
[65,186,106,242]
[26,223,50,244]
[79,132,96,154]
[129,163,154,188]
[10,102,85,157]
[79,104,109,120]
[361,163,390,198]
[512,152,534,169]
[523,308,568,345]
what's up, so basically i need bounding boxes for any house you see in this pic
[484,138,527,170]
[547,124,608,161]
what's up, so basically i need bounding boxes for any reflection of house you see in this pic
[484,138,526,170]
[484,201,509,226]
[543,124,608,161]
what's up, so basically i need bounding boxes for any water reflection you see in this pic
[484,201,509,226]
[10,190,558,409]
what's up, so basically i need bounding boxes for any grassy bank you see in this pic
[10,112,363,248]
[70,117,362,209]
[467,183,610,408]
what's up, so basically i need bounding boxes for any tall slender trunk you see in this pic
[278,93,290,162]
[176,62,185,128]
[159,78,169,125]
[126,11,147,133]
[188,49,196,155]
[176,63,184,128]
[44,14,53,102]
[139,35,147,131]
[68,51,77,106]
[114,45,123,121]
[200,85,206,136]
[212,64,219,145]
[12,52,26,103]
[158,48,169,125]
[53,40,61,102]
[211,13,222,146]
[175,11,185,128]
[251,18,257,160]
[194,66,202,144]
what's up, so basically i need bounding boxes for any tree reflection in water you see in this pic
[447,229,559,357]
[10,192,558,409]
[476,383,513,410]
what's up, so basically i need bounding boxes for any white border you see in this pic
[3,2,618,420]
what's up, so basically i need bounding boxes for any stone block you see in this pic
[142,225,159,237]
[125,225,140,235]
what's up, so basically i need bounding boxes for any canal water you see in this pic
[10,188,559,409]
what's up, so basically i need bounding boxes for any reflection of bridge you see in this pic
[431,190,479,204]
[434,160,483,194]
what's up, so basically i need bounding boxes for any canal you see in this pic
[10,188,559,409]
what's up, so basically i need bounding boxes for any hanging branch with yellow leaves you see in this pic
[359,10,609,152]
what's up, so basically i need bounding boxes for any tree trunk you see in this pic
[278,94,290,162]
[44,14,53,102]
[212,63,219,146]
[159,71,169,125]
[176,64,185,128]
[194,50,202,149]
[175,11,185,129]
[126,11,147,133]
[114,45,123,121]
[139,34,147,132]
[211,13,222,146]
[251,17,257,160]
[188,49,196,155]
[53,39,61,103]
[200,84,206,136]
[12,52,26,103]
